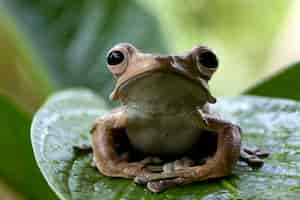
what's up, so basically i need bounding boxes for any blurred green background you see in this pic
[0,0,299,199]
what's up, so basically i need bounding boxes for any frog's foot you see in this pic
[134,157,195,182]
[134,157,195,191]
[135,116,242,193]
[240,147,269,169]
[162,157,195,173]
[139,157,164,172]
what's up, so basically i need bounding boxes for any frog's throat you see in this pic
[109,63,216,104]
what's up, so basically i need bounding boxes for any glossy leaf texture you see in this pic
[32,89,300,200]
[0,95,56,200]
[1,0,167,108]
[245,62,300,101]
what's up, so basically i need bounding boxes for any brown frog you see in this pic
[90,43,268,192]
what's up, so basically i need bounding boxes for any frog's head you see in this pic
[106,43,218,105]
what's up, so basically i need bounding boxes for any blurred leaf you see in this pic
[32,89,300,199]
[0,180,24,200]
[1,0,167,106]
[0,94,56,199]
[0,7,54,113]
[245,62,300,101]
[142,0,289,96]
[31,89,109,200]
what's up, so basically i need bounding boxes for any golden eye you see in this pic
[198,51,218,69]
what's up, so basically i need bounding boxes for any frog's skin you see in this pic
[90,43,268,193]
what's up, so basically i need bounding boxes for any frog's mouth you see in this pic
[110,56,216,103]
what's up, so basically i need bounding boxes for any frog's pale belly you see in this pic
[126,112,203,155]
[124,72,208,155]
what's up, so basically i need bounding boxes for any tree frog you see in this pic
[90,43,268,192]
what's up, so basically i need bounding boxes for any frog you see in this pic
[90,43,268,193]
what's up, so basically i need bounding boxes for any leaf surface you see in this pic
[246,62,300,101]
[1,0,167,102]
[0,94,56,199]
[32,89,300,199]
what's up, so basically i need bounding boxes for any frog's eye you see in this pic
[106,49,128,76]
[198,51,218,69]
[107,50,125,65]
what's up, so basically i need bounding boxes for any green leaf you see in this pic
[32,89,300,199]
[0,94,56,199]
[143,0,289,96]
[245,62,300,101]
[0,7,54,112]
[1,0,167,102]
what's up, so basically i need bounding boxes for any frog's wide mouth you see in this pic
[110,65,216,103]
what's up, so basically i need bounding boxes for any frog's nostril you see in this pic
[107,51,125,65]
[198,51,218,69]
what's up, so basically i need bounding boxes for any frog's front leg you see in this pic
[135,114,241,192]
[92,107,152,178]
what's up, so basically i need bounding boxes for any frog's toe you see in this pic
[240,147,269,168]
[134,171,184,185]
[136,176,181,192]
[147,177,187,193]
[245,156,264,169]
[147,181,165,193]
[243,147,269,158]
[162,157,195,173]
[147,165,164,172]
[253,149,269,158]
[134,176,149,185]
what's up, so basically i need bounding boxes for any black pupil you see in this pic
[199,51,218,68]
[107,51,124,65]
